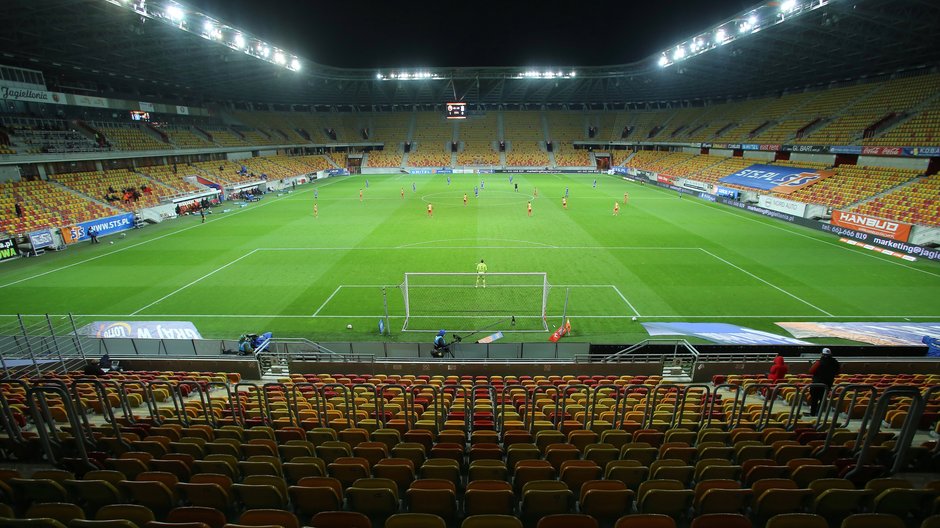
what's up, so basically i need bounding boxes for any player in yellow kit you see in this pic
[527,201,532,216]
[359,188,363,202]
[313,203,318,218]
[562,196,567,209]
[624,192,629,205]
[613,201,620,216]
[427,203,433,217]
[401,187,405,199]
[475,259,487,288]
[463,193,468,206]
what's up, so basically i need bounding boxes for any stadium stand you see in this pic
[365,113,411,167]
[52,169,177,211]
[1,119,102,154]
[770,160,831,170]
[161,127,215,149]
[545,112,588,141]
[0,367,937,528]
[0,179,115,233]
[659,155,725,179]
[95,123,172,151]
[189,160,262,185]
[780,165,920,208]
[365,149,404,168]
[232,111,309,144]
[866,99,940,147]
[850,173,940,227]
[410,112,453,167]
[135,165,205,194]
[551,143,592,167]
[688,157,755,186]
[456,113,499,166]
[504,111,549,167]
[203,128,251,147]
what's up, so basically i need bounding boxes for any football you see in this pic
[346,324,353,329]
[110,241,114,245]
[631,316,637,321]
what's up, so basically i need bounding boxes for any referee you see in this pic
[475,259,487,288]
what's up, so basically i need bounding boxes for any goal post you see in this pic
[401,272,550,333]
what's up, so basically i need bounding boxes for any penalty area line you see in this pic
[311,286,343,317]
[610,285,642,317]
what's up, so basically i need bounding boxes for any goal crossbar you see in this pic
[402,272,549,333]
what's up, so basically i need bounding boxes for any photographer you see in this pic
[432,330,451,358]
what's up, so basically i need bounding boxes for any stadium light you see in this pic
[274,51,286,65]
[655,0,831,68]
[165,4,184,22]
[103,0,305,73]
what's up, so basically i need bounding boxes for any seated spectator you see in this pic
[768,354,788,383]
[82,360,105,377]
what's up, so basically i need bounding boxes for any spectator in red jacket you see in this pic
[768,355,789,383]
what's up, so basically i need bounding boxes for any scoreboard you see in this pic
[446,102,467,119]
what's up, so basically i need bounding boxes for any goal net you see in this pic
[401,272,550,333]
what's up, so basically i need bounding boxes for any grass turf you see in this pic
[0,172,938,344]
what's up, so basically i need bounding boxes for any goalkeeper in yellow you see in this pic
[475,259,488,288]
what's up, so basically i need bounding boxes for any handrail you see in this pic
[846,386,925,479]
[601,339,700,363]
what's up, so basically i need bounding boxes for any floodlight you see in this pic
[274,51,286,65]
[376,73,383,79]
[716,28,727,43]
[673,46,685,60]
[658,55,669,67]
[234,33,245,49]
[291,58,301,70]
[165,4,183,22]
[570,71,576,77]
[203,21,214,33]
[749,14,758,26]
[781,0,797,12]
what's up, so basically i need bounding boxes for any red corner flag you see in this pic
[548,319,572,342]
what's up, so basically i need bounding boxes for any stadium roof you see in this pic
[2,0,939,108]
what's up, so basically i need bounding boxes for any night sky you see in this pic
[186,0,749,69]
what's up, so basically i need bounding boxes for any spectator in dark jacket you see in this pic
[768,355,789,383]
[808,348,840,416]
[82,361,105,377]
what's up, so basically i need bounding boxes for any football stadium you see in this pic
[0,0,939,526]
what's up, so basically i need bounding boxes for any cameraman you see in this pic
[432,330,450,358]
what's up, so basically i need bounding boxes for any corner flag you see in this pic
[548,320,572,342]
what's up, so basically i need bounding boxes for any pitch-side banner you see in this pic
[831,211,912,242]
[642,322,811,345]
[60,213,135,244]
[77,321,203,339]
[777,322,940,346]
[719,164,833,194]
[0,85,67,105]
[758,195,807,217]
[0,237,19,263]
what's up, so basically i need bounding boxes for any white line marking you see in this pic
[648,184,940,278]
[0,176,352,290]
[257,246,700,251]
[611,285,642,316]
[397,238,557,248]
[698,248,834,316]
[130,249,259,315]
[311,286,343,317]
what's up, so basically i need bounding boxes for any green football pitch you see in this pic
[1,173,938,344]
